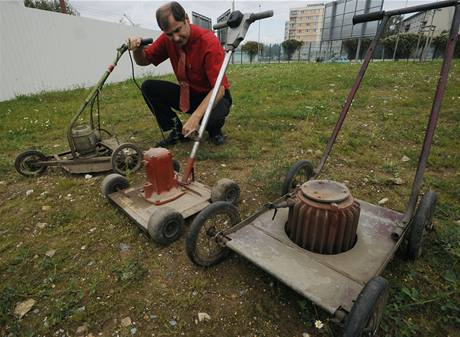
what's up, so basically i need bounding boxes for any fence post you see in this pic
[278,47,281,63]
[308,42,312,62]
[241,50,243,64]
[269,44,271,63]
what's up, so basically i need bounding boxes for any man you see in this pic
[127,1,232,146]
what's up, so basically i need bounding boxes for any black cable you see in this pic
[128,48,166,142]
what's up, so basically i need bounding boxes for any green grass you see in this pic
[1,61,460,337]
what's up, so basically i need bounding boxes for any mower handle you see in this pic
[353,11,384,24]
[213,10,273,30]
[140,38,153,46]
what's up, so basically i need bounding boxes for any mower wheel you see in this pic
[111,143,143,175]
[173,159,180,173]
[281,160,314,196]
[186,201,241,267]
[211,178,240,204]
[101,173,129,197]
[15,150,48,177]
[342,276,389,337]
[148,207,184,245]
[406,190,437,261]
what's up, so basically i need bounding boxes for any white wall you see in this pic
[0,1,172,102]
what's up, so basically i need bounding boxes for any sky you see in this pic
[71,0,430,44]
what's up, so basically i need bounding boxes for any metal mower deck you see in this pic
[224,199,404,314]
[107,177,211,231]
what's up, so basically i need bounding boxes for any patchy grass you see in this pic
[1,61,460,337]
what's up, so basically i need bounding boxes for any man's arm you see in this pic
[182,86,225,136]
[127,37,150,66]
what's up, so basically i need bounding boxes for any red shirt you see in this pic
[144,24,230,94]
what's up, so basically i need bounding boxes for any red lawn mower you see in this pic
[101,10,274,244]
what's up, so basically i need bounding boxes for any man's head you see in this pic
[156,2,191,46]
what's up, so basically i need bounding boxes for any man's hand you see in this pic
[126,37,142,50]
[182,115,200,138]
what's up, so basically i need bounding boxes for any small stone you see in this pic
[130,327,137,335]
[169,319,177,326]
[119,243,130,252]
[121,317,132,327]
[454,220,460,225]
[198,312,211,322]
[26,189,34,196]
[14,299,36,319]
[0,181,6,185]
[220,164,226,167]
[378,198,389,205]
[390,178,404,185]
[401,155,410,162]
[85,174,93,179]
[303,333,310,337]
[42,205,51,211]
[81,245,86,250]
[45,249,56,257]
[76,324,88,336]
[36,222,47,229]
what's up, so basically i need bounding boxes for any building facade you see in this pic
[284,3,325,42]
[402,7,455,36]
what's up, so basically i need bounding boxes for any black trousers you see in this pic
[141,79,232,137]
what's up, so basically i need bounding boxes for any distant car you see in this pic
[324,55,349,63]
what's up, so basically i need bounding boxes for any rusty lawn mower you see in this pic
[14,39,153,177]
[100,10,274,245]
[184,1,460,336]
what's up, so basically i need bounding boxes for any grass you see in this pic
[1,61,460,337]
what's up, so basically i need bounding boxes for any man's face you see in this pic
[164,14,190,47]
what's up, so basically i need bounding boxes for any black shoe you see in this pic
[155,130,189,148]
[209,133,225,145]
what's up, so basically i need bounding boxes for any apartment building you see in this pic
[402,6,455,36]
[284,3,325,42]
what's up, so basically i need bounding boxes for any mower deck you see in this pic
[223,198,404,314]
[107,176,211,232]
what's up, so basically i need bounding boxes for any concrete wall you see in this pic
[0,1,172,102]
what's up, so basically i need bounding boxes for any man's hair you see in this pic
[156,2,186,31]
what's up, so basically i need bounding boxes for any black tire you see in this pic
[342,276,389,337]
[101,173,129,197]
[406,190,437,261]
[281,160,314,196]
[186,201,241,267]
[211,178,240,204]
[173,159,181,173]
[148,207,184,245]
[15,150,48,177]
[111,143,143,175]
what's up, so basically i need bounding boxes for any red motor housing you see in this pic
[143,148,178,199]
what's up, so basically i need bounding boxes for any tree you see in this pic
[432,31,460,58]
[281,39,303,61]
[24,0,79,15]
[342,38,372,59]
[241,41,264,63]
[382,33,424,60]
[383,15,403,37]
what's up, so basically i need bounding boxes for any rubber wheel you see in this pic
[342,276,389,337]
[281,160,314,195]
[15,150,47,177]
[173,159,180,173]
[211,178,240,204]
[147,207,184,245]
[186,201,241,267]
[101,173,129,197]
[111,143,143,175]
[406,190,437,261]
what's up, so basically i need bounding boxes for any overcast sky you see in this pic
[71,0,430,43]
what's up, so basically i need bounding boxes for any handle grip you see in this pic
[213,21,228,30]
[140,38,153,46]
[353,11,385,24]
[249,10,274,22]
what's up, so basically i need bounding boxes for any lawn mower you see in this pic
[100,10,274,245]
[14,40,151,177]
[185,1,460,336]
